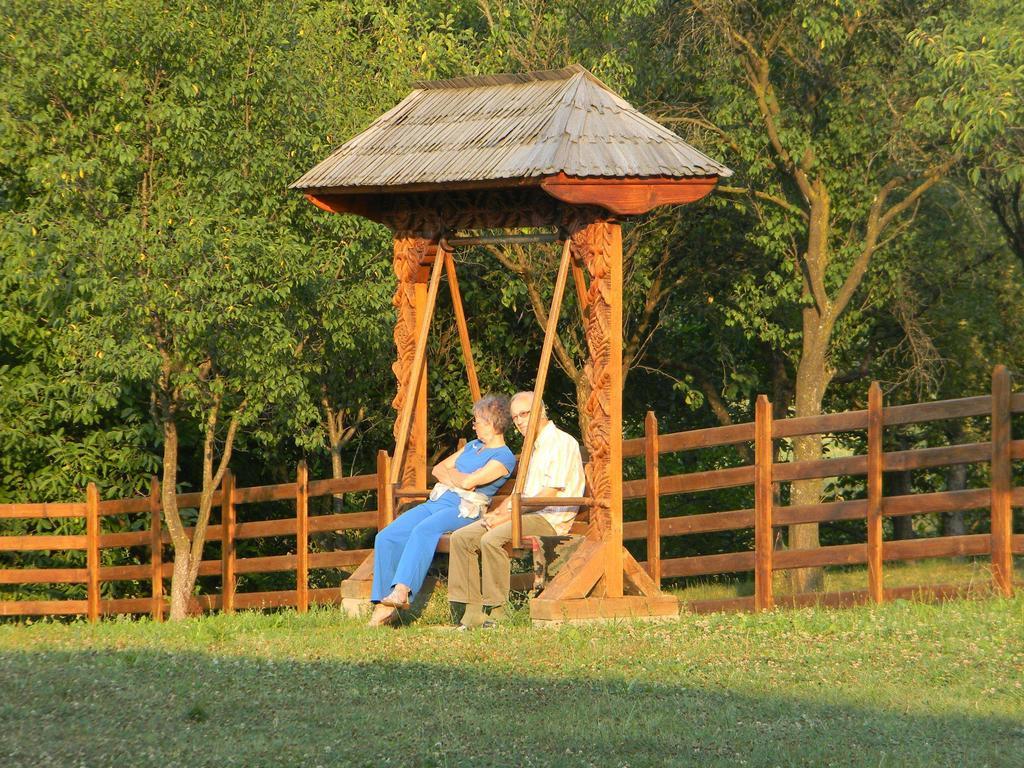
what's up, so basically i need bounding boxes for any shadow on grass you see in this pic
[1,648,1020,768]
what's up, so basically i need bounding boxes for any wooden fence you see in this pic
[621,365,1022,613]
[0,462,386,620]
[2,366,1021,620]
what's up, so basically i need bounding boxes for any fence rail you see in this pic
[0,458,383,620]
[2,367,1021,620]
[622,365,1020,613]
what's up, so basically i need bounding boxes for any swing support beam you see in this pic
[509,239,573,549]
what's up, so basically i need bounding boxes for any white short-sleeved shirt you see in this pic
[524,421,586,535]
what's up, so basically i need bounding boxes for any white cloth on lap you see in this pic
[430,483,491,520]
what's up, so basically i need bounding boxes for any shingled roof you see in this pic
[291,65,732,193]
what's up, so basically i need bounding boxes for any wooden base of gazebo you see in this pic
[527,536,680,626]
[293,66,731,625]
[338,526,680,626]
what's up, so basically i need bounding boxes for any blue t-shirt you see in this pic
[453,440,516,498]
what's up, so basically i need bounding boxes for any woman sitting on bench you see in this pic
[368,394,516,627]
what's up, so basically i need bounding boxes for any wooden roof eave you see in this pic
[304,173,721,224]
[538,173,720,216]
[304,176,545,227]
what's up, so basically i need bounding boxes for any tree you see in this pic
[0,0,499,615]
[910,0,1024,265]
[647,0,962,590]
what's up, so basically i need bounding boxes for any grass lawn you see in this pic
[669,556,1024,603]
[1,589,1022,767]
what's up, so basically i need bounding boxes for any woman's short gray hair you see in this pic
[473,394,511,433]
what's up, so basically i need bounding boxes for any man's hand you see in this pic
[482,503,511,530]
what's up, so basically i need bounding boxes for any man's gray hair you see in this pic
[511,391,546,417]
[473,394,511,433]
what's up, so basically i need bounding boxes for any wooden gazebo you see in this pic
[292,65,732,624]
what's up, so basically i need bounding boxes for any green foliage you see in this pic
[0,0,481,601]
[0,0,479,508]
[1,0,1022,601]
[909,0,1024,270]
[662,1,954,361]
[910,0,1024,185]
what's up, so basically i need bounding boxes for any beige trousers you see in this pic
[447,513,557,607]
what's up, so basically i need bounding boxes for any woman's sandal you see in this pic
[380,588,411,610]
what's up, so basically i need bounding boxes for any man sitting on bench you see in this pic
[448,391,585,628]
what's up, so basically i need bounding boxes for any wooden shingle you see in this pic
[291,64,731,194]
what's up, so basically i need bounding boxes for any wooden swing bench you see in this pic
[339,467,594,610]
[332,234,677,622]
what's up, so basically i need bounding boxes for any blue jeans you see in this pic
[371,494,475,601]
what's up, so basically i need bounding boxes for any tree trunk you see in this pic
[160,417,195,621]
[943,423,967,538]
[888,469,916,541]
[323,398,345,513]
[944,462,967,538]
[163,400,241,620]
[787,324,829,593]
[326,412,344,480]
[169,550,193,619]
[785,180,837,595]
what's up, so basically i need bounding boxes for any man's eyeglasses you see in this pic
[511,410,531,421]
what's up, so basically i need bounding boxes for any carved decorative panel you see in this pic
[391,233,433,486]
[569,214,616,535]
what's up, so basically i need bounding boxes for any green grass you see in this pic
[670,556,1024,603]
[1,591,1022,767]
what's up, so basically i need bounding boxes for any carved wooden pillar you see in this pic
[571,215,624,597]
[392,233,433,488]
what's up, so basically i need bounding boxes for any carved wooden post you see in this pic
[148,476,164,621]
[572,215,623,597]
[867,382,885,604]
[754,396,774,611]
[413,279,429,488]
[392,233,435,490]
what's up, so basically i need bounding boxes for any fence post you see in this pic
[991,365,1013,597]
[86,482,100,623]
[376,450,393,530]
[221,470,236,615]
[754,395,774,611]
[644,410,661,582]
[296,461,310,613]
[148,476,164,621]
[867,381,885,604]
